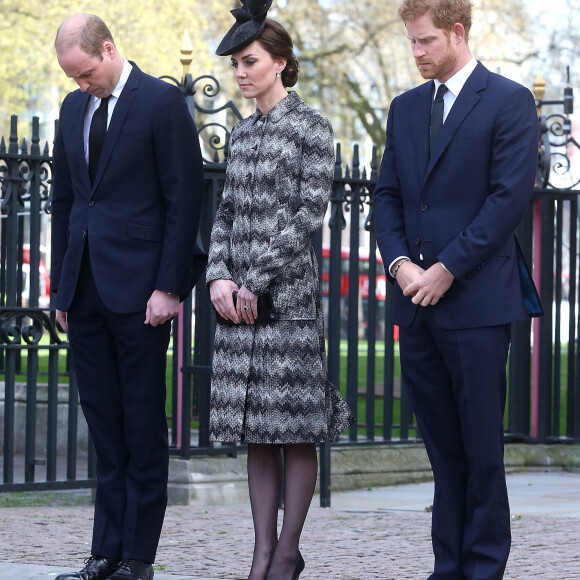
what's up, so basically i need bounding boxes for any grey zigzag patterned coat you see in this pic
[206,91,354,444]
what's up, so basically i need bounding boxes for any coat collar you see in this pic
[250,90,303,125]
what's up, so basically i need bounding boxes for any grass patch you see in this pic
[0,490,93,508]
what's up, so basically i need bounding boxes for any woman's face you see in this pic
[231,41,285,101]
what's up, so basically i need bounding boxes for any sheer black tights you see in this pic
[246,443,317,580]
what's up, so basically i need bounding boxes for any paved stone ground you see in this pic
[1,500,580,579]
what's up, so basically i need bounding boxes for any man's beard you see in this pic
[416,41,458,80]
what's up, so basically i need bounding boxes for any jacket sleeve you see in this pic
[152,84,204,296]
[244,115,334,295]
[437,85,539,280]
[205,124,239,285]
[49,94,75,296]
[373,96,411,282]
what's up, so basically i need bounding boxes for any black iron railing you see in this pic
[1,72,578,507]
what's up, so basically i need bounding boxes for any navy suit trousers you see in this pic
[399,307,511,580]
[67,249,171,563]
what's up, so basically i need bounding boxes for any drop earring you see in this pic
[276,72,281,78]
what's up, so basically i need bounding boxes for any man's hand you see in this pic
[55,309,68,332]
[209,279,240,324]
[403,262,454,307]
[145,290,180,326]
[394,260,425,291]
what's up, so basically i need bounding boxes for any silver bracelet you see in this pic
[393,258,410,279]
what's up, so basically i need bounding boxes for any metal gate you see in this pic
[1,69,579,503]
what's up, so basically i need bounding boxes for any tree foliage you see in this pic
[525,0,580,99]
[278,0,541,153]
[0,0,574,153]
[0,0,231,139]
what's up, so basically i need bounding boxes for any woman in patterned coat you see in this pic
[208,5,353,580]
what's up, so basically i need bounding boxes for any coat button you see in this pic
[88,201,95,207]
[421,204,428,211]
[414,238,420,245]
[81,231,87,237]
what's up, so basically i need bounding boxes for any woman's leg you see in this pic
[247,443,283,580]
[266,443,317,580]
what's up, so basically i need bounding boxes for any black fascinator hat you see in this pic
[216,0,273,56]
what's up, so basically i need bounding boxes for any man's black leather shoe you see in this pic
[107,559,154,580]
[55,556,120,580]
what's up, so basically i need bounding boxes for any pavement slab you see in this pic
[0,471,579,579]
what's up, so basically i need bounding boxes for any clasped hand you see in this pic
[397,261,454,307]
[209,279,258,324]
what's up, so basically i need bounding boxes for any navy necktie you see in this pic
[88,96,110,185]
[430,84,448,156]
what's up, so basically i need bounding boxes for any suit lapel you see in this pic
[91,64,141,191]
[424,62,488,182]
[409,81,434,183]
[70,92,92,191]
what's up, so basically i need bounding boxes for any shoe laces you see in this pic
[116,559,148,572]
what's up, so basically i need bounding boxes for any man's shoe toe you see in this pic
[107,559,154,580]
[55,556,119,580]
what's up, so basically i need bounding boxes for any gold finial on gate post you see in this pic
[533,73,546,113]
[180,29,193,82]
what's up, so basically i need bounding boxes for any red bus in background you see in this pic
[321,246,398,340]
[321,246,387,301]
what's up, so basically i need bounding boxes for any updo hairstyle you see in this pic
[257,19,300,87]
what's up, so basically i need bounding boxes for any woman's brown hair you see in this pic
[257,19,300,88]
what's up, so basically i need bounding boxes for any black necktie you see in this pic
[430,83,448,156]
[88,96,110,184]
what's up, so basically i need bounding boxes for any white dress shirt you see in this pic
[83,59,133,165]
[433,56,477,123]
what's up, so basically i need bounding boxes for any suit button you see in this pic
[421,204,428,211]
[88,201,95,207]
[81,231,87,237]
[414,238,420,246]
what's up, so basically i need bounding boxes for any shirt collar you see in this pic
[90,58,132,106]
[111,58,133,99]
[434,56,477,98]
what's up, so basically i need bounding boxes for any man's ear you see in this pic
[102,40,115,60]
[452,22,465,45]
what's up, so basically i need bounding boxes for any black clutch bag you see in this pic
[214,289,277,326]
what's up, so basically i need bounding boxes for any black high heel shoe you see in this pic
[292,551,305,580]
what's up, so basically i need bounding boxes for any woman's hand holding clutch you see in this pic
[209,279,240,324]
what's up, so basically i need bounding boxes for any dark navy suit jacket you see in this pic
[51,63,205,313]
[374,62,539,330]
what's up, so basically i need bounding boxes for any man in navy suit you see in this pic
[374,1,539,578]
[51,14,204,580]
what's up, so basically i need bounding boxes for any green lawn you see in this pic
[3,340,573,439]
